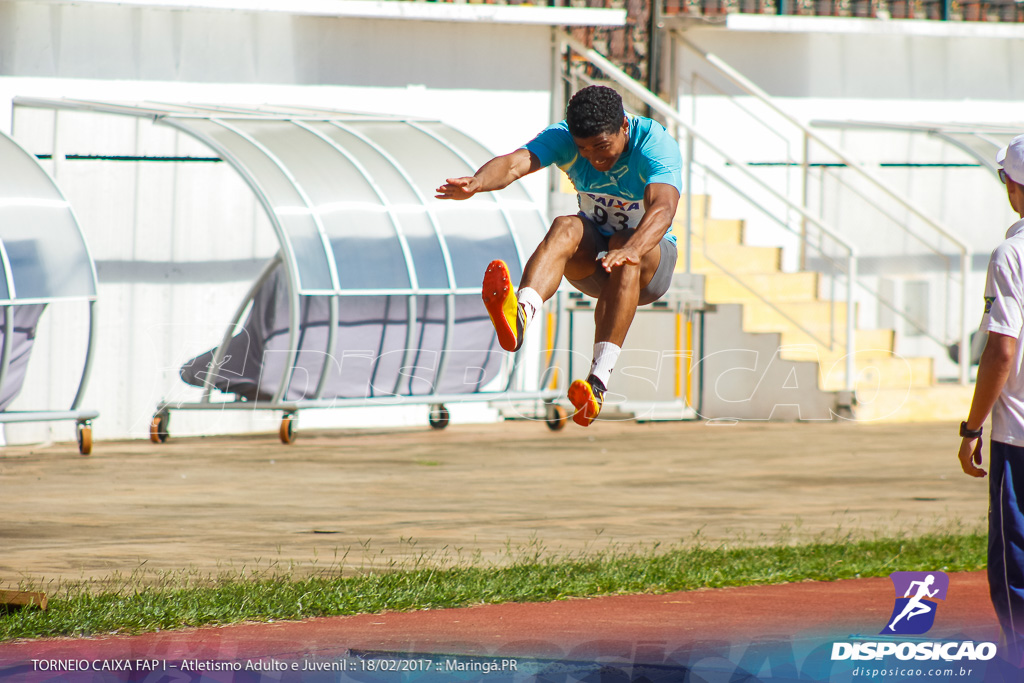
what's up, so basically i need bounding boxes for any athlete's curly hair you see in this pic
[565,86,625,139]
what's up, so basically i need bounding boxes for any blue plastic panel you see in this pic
[0,132,96,301]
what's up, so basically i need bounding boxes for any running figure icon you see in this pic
[888,574,939,631]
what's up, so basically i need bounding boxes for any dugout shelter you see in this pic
[0,128,100,454]
[13,98,563,442]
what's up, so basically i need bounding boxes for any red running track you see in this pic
[0,572,998,666]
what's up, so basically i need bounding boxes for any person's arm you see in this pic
[435,148,542,201]
[599,182,679,272]
[958,331,1017,477]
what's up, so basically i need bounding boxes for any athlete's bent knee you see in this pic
[547,215,583,241]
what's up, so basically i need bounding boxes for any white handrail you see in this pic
[674,32,969,253]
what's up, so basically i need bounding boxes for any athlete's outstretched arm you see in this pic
[600,182,679,272]
[435,148,542,200]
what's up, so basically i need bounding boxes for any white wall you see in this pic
[0,1,566,443]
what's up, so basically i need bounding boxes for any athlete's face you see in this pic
[573,118,629,173]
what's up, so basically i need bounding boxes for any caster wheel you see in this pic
[428,404,450,430]
[280,413,297,444]
[77,423,93,456]
[545,404,568,432]
[149,412,169,444]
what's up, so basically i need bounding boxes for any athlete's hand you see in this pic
[435,177,480,200]
[600,247,642,273]
[958,436,986,478]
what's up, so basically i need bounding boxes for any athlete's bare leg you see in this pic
[594,230,663,347]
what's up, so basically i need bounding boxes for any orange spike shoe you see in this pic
[482,259,525,352]
[567,374,606,427]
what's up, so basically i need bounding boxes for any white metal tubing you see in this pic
[395,294,419,396]
[328,122,461,400]
[0,307,12,410]
[431,294,456,396]
[71,299,100,411]
[553,31,569,222]
[801,132,810,272]
[313,295,339,400]
[504,334,525,393]
[0,240,18,307]
[291,120,425,400]
[961,251,971,386]
[0,409,99,424]
[162,390,563,413]
[685,133,694,275]
[846,255,857,393]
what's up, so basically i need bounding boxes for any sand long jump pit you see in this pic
[0,419,987,585]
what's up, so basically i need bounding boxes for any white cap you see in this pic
[997,134,1024,185]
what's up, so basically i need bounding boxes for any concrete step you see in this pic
[686,244,782,274]
[705,271,819,304]
[676,217,745,247]
[778,328,895,361]
[817,355,935,392]
[741,300,850,341]
[666,189,952,420]
[852,383,975,423]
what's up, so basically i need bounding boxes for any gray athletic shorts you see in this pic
[566,235,678,306]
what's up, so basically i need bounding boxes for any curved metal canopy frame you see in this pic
[11,97,561,430]
[0,128,100,438]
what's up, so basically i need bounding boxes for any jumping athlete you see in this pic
[435,86,682,426]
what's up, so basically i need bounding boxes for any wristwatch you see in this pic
[960,421,983,439]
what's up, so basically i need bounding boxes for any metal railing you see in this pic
[670,32,971,384]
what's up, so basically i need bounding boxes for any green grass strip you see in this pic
[0,531,986,641]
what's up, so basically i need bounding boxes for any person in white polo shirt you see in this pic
[959,133,1024,666]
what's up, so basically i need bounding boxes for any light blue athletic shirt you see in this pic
[523,114,682,243]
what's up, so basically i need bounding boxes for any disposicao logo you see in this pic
[830,571,998,663]
[881,571,948,636]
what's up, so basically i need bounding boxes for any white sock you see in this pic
[517,287,543,330]
[589,342,621,389]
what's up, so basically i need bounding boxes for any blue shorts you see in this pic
[989,439,1024,665]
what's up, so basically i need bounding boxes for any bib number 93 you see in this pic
[592,205,630,231]
[580,193,643,231]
